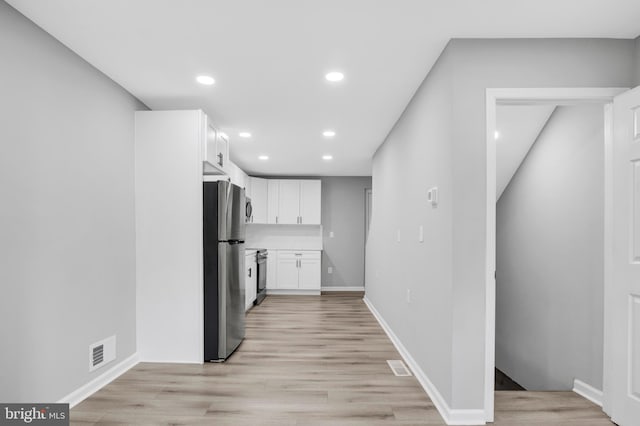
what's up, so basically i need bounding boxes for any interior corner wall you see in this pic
[448,38,635,409]
[496,105,605,391]
[366,44,455,406]
[0,1,144,402]
[320,176,372,288]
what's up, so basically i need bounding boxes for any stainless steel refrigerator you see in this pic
[203,181,246,361]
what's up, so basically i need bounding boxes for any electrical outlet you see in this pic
[329,231,334,238]
[406,289,411,304]
[328,266,333,274]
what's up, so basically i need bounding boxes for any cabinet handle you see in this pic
[248,268,252,278]
[299,216,302,224]
[276,216,279,224]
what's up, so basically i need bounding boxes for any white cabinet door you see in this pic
[245,255,257,311]
[276,251,299,289]
[299,252,321,289]
[278,180,300,224]
[216,132,230,171]
[204,120,230,174]
[267,179,280,224]
[250,177,268,224]
[266,250,277,289]
[245,175,252,199]
[300,180,322,225]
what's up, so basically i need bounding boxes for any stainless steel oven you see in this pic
[255,249,267,305]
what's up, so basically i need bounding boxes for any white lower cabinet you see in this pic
[245,254,257,311]
[275,250,321,291]
[276,252,301,289]
[299,252,321,289]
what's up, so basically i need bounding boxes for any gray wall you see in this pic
[320,177,372,288]
[366,44,456,403]
[0,1,144,402]
[496,105,604,391]
[366,38,636,410]
[635,36,640,86]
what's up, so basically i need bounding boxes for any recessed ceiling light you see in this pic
[196,75,215,85]
[323,130,336,138]
[322,155,333,160]
[239,132,252,138]
[494,130,500,140]
[325,71,344,82]
[258,155,269,160]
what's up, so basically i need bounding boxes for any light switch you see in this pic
[329,231,334,238]
[328,266,333,274]
[396,230,401,242]
[419,225,424,243]
[427,187,439,207]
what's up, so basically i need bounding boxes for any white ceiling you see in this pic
[496,105,555,200]
[7,0,640,176]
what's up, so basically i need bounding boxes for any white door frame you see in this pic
[484,87,627,422]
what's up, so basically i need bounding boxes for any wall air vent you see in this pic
[387,359,412,377]
[89,335,116,372]
[92,345,104,367]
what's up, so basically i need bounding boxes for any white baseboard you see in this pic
[363,296,486,425]
[267,289,320,295]
[321,286,365,292]
[573,379,603,407]
[58,353,139,408]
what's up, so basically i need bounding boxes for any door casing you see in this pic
[484,87,627,422]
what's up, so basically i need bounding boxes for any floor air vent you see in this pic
[387,360,412,377]
[89,336,116,372]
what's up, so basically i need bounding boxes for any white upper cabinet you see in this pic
[261,179,321,225]
[203,117,230,175]
[267,179,280,224]
[248,177,268,223]
[278,180,301,224]
[299,180,321,225]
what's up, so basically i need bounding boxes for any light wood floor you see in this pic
[71,294,613,425]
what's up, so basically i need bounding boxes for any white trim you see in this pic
[601,102,614,416]
[321,286,365,292]
[266,289,321,295]
[484,87,626,423]
[363,296,486,425]
[58,353,139,408]
[573,379,604,407]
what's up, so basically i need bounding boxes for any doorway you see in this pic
[494,103,605,394]
[484,88,625,422]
